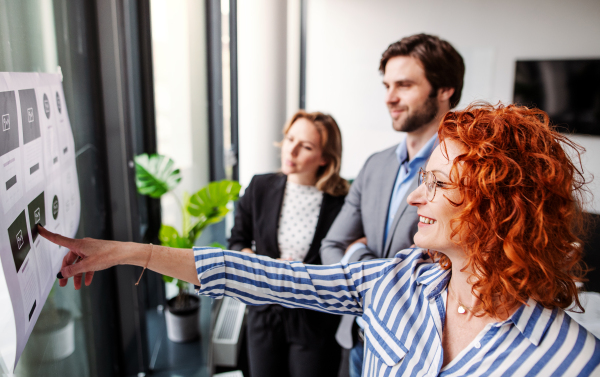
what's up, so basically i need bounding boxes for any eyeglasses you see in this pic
[417,168,449,202]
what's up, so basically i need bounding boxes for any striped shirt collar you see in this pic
[414,255,556,347]
[510,297,558,346]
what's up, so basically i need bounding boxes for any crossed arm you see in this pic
[320,159,377,265]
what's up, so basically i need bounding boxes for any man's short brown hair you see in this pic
[379,34,465,108]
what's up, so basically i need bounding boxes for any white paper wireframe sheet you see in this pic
[0,72,80,372]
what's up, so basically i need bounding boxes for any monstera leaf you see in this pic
[134,153,241,295]
[188,180,241,218]
[187,180,241,240]
[159,225,194,249]
[134,153,182,198]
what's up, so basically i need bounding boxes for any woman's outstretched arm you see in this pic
[40,225,393,316]
[193,248,391,316]
[39,225,200,289]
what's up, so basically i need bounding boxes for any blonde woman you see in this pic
[228,110,349,376]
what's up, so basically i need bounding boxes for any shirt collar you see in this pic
[508,297,558,346]
[414,249,451,299]
[395,133,439,166]
[417,255,557,346]
[396,138,409,166]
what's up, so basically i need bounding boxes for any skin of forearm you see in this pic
[121,243,200,286]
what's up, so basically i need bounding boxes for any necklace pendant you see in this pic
[457,305,466,314]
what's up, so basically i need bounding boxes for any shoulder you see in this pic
[389,248,441,277]
[533,307,600,374]
[365,144,400,164]
[390,247,433,263]
[371,248,443,288]
[503,299,600,375]
[356,144,400,177]
[247,173,286,190]
[250,172,285,184]
[323,192,347,206]
[544,307,600,345]
[362,249,445,325]
[240,174,285,202]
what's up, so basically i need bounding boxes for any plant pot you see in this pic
[23,308,75,362]
[165,294,200,343]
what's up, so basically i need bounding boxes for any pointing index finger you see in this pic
[38,224,78,250]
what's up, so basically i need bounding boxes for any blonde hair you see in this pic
[282,110,349,197]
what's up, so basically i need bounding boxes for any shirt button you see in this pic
[474,341,481,349]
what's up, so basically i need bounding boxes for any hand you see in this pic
[345,237,367,254]
[38,225,128,289]
[240,248,255,254]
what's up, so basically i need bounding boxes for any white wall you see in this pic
[238,0,289,189]
[151,0,210,228]
[305,0,600,213]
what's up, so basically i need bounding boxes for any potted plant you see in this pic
[134,153,240,342]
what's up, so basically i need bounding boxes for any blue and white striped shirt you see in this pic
[194,247,600,376]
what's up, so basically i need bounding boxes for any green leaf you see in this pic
[187,180,241,218]
[210,241,226,249]
[176,279,188,291]
[162,275,174,283]
[134,153,182,198]
[158,225,180,246]
[186,180,240,243]
[188,218,208,243]
[159,225,193,248]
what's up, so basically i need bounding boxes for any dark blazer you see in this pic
[228,173,345,344]
[229,173,346,264]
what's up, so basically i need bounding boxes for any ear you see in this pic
[319,157,327,166]
[437,87,455,102]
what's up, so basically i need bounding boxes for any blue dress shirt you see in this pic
[341,133,438,265]
[384,133,438,245]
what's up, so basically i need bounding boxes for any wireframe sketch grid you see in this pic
[7,211,31,273]
[0,91,19,157]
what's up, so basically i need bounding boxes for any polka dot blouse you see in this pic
[277,181,324,261]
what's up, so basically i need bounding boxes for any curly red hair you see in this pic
[437,102,589,317]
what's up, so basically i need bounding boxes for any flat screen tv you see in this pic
[513,59,600,136]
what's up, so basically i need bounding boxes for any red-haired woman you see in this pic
[43,103,599,376]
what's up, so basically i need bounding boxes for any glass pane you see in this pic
[150,0,210,234]
[147,1,215,375]
[0,0,112,375]
[0,0,58,73]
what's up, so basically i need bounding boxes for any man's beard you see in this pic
[393,94,439,133]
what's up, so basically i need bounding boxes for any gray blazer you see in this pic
[320,144,425,349]
[320,144,421,265]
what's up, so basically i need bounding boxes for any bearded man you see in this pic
[320,33,465,377]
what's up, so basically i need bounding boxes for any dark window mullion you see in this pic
[206,0,225,182]
[229,0,239,181]
[299,0,307,109]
